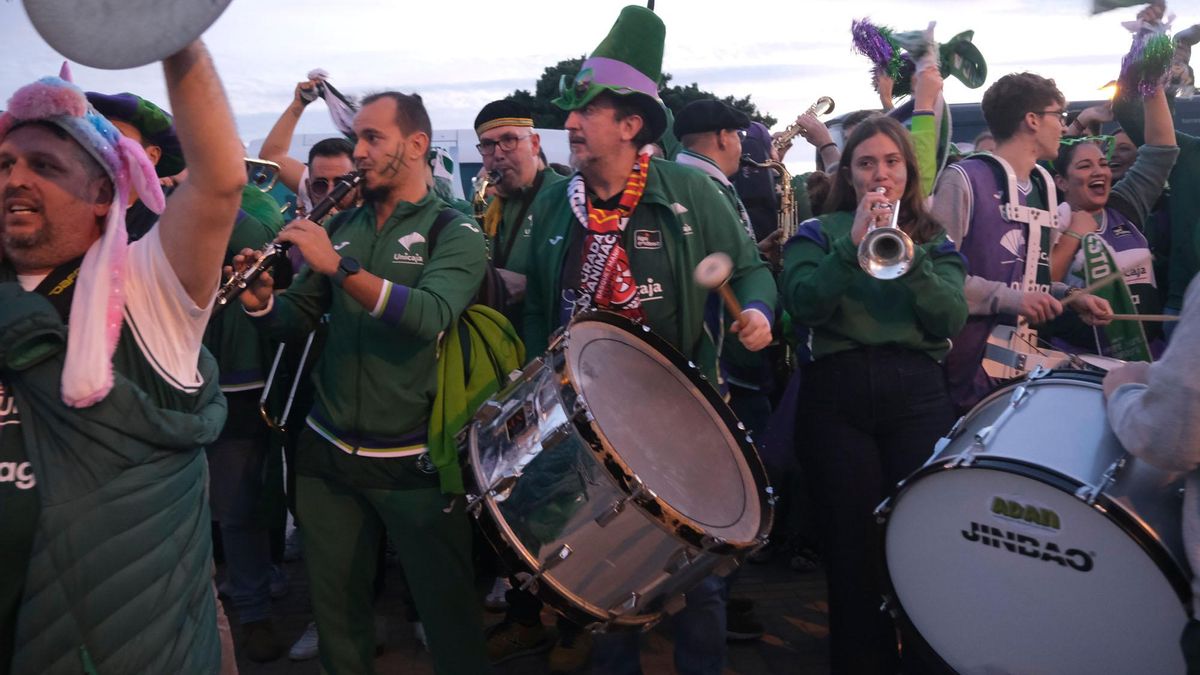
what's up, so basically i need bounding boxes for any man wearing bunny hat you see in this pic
[0,41,245,674]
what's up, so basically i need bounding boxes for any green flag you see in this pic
[1081,233,1151,361]
[1091,0,1148,14]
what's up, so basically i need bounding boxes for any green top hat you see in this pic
[554,5,668,141]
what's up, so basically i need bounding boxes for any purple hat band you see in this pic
[581,56,661,100]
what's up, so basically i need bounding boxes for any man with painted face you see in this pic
[474,99,566,326]
[233,91,489,675]
[522,7,776,674]
[0,41,245,674]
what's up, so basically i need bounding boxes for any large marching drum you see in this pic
[461,312,774,631]
[878,366,1190,674]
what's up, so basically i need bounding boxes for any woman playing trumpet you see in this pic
[780,115,967,673]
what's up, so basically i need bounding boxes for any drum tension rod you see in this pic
[518,544,573,593]
[465,474,520,515]
[952,380,1035,468]
[1075,457,1127,506]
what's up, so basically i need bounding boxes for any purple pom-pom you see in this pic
[852,18,894,67]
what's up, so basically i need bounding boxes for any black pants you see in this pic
[795,347,955,675]
[1184,619,1200,674]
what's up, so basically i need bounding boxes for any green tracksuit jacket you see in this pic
[523,157,777,386]
[253,190,485,481]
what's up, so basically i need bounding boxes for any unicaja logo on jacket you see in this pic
[395,232,426,264]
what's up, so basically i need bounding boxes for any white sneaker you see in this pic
[288,621,319,661]
[484,576,511,611]
[413,622,427,651]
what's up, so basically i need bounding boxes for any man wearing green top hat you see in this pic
[521,6,776,674]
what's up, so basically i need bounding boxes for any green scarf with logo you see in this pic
[1081,233,1151,361]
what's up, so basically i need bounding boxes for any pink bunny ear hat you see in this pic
[0,65,166,407]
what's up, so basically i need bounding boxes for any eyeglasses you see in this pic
[309,173,357,200]
[1059,135,1116,162]
[1037,109,1070,124]
[476,133,532,156]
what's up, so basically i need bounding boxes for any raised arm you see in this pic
[259,81,319,193]
[156,41,247,306]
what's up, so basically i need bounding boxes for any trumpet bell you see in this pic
[858,227,915,280]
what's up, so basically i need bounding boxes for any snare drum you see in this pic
[463,312,773,631]
[877,368,1190,675]
[1063,352,1128,374]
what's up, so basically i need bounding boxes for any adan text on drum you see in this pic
[877,366,1190,675]
[461,312,774,631]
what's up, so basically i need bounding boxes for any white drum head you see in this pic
[564,319,762,544]
[885,466,1188,675]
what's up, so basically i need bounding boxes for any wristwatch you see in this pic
[332,256,361,287]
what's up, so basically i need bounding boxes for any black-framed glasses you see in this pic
[476,133,533,156]
[309,172,356,200]
[1037,109,1070,124]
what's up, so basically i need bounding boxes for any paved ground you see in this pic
[226,550,831,674]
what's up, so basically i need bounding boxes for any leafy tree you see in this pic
[505,57,776,130]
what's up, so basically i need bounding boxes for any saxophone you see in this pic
[739,155,795,268]
[772,96,835,157]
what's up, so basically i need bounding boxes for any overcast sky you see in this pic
[2,0,1197,173]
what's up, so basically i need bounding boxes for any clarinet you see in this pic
[216,172,362,307]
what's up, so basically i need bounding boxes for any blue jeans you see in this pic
[590,574,727,675]
[208,426,273,624]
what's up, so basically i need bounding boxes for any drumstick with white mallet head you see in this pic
[694,252,745,328]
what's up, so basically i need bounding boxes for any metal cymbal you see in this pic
[23,0,233,69]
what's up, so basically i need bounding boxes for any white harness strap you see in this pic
[978,155,1063,378]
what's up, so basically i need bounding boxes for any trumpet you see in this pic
[773,96,836,156]
[858,187,914,280]
[216,171,363,307]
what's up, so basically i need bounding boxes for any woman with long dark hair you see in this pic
[781,115,968,674]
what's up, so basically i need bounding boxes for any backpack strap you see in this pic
[426,207,462,257]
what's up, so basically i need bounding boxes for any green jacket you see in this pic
[254,190,486,461]
[203,189,284,391]
[781,211,968,362]
[1115,111,1200,309]
[493,167,567,274]
[0,286,225,675]
[524,158,777,385]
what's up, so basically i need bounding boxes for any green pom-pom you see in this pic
[1142,33,1175,74]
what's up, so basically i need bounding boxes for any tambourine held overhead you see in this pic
[23,0,234,69]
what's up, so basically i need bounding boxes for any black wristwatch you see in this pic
[332,256,361,287]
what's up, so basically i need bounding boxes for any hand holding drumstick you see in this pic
[694,253,772,352]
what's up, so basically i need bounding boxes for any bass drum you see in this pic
[878,368,1190,675]
[463,312,773,631]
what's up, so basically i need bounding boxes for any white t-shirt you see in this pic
[18,227,213,393]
